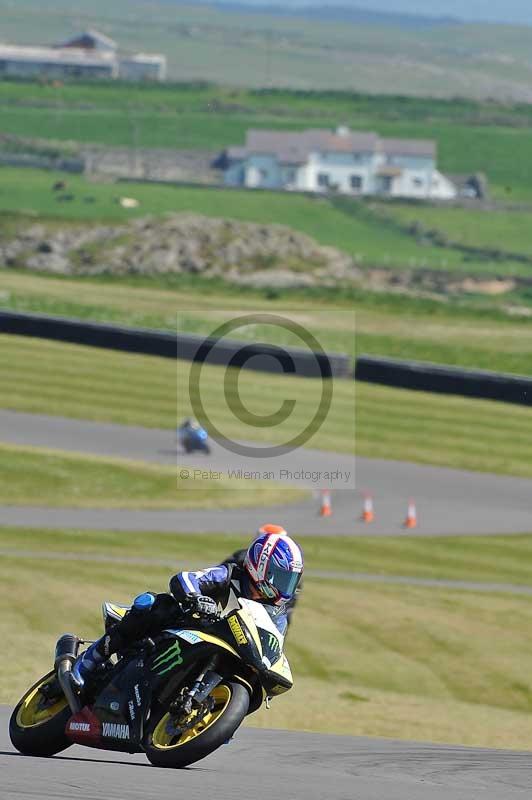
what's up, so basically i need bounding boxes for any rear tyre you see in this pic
[9,671,72,757]
[145,680,249,768]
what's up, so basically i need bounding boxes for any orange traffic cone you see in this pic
[404,499,417,529]
[361,493,374,523]
[319,490,332,517]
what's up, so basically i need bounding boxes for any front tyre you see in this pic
[9,671,72,757]
[145,680,249,768]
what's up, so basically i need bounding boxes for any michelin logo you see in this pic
[102,722,130,740]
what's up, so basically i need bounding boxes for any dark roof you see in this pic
[243,128,379,163]
[225,128,435,163]
[57,30,117,51]
[246,128,379,152]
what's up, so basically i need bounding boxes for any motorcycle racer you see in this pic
[72,524,303,688]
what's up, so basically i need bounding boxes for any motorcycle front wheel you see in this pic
[10,671,72,757]
[145,680,249,768]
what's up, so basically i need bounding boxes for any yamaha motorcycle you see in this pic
[177,425,211,455]
[10,598,292,768]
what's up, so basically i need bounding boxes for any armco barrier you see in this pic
[0,310,351,379]
[4,310,529,402]
[355,355,532,407]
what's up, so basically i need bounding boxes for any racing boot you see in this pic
[71,637,107,689]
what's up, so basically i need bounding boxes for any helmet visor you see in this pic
[267,563,302,599]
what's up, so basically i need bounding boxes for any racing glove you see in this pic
[191,595,220,623]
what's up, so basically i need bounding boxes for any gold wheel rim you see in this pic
[15,673,68,729]
[152,684,232,749]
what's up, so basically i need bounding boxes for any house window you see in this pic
[317,173,331,188]
[350,175,363,190]
[412,177,424,187]
[259,169,269,181]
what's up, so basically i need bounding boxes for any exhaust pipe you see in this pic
[54,633,82,714]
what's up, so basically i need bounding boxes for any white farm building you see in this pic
[0,30,166,81]
[223,127,457,200]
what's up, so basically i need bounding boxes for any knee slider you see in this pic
[133,592,156,611]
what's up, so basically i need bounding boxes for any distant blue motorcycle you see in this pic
[177,420,211,455]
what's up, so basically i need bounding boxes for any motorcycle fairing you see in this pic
[163,628,239,659]
[159,615,292,697]
[65,657,149,753]
[213,601,294,696]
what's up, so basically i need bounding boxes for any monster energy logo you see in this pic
[153,641,183,676]
[267,633,280,653]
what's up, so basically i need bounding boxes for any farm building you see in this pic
[0,30,166,81]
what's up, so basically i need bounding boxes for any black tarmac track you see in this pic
[2,709,531,799]
[1,410,532,536]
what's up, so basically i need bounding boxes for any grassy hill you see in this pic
[3,0,532,100]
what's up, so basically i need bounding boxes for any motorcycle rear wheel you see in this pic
[9,670,72,757]
[145,680,249,768]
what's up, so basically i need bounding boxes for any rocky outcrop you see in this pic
[0,213,526,299]
[0,213,357,287]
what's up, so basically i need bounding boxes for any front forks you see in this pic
[170,655,221,723]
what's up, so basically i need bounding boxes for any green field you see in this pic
[3,167,532,287]
[380,202,532,259]
[4,61,532,199]
[3,79,532,199]
[4,526,532,749]
[1,169,523,277]
[3,335,532,477]
[0,444,303,509]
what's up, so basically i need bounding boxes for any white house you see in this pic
[0,30,166,82]
[223,127,456,200]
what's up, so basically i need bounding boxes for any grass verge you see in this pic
[4,527,532,586]
[3,335,532,477]
[3,269,532,376]
[0,444,304,509]
[4,527,532,749]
